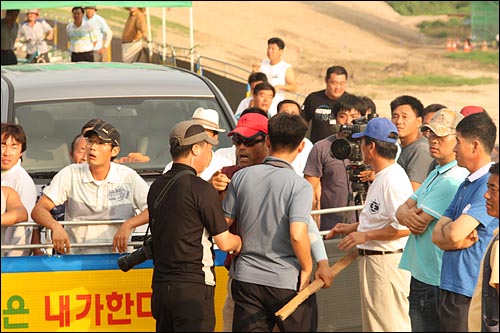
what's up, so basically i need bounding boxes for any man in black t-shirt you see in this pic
[301,65,350,143]
[148,120,241,332]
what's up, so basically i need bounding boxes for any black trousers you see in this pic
[71,51,94,62]
[1,50,17,65]
[152,281,215,332]
[232,279,318,332]
[438,289,471,332]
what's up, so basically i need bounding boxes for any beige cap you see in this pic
[27,9,40,14]
[170,120,218,146]
[421,108,464,137]
[192,107,226,133]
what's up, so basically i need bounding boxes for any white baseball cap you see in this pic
[192,107,226,133]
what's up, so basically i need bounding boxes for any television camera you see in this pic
[330,113,379,205]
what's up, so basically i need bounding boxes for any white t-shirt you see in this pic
[1,160,37,256]
[357,162,412,252]
[292,138,313,177]
[214,146,237,166]
[66,21,97,53]
[164,150,233,181]
[259,59,291,113]
[234,96,279,119]
[84,13,112,50]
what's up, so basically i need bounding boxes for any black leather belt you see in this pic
[358,249,403,256]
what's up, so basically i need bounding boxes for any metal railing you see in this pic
[1,220,143,252]
[1,204,364,254]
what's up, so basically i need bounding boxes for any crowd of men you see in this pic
[1,7,147,65]
[1,33,499,333]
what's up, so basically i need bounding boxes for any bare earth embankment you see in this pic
[149,1,498,140]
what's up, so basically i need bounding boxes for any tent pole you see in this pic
[162,8,167,65]
[146,7,153,63]
[190,6,194,72]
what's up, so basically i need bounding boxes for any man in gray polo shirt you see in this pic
[223,113,321,331]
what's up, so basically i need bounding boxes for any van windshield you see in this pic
[14,97,235,178]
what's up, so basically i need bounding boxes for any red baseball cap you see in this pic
[460,105,484,117]
[228,113,268,138]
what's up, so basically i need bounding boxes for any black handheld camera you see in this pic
[330,113,379,196]
[117,236,153,272]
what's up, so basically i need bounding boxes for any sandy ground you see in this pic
[149,2,498,124]
[150,1,498,140]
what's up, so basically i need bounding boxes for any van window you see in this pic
[14,97,234,177]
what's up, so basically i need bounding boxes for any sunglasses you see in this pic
[232,135,266,147]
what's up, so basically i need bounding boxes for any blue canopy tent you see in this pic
[1,1,195,68]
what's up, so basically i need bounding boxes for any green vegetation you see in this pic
[417,18,467,38]
[377,74,495,86]
[446,50,499,66]
[388,1,471,40]
[387,1,471,16]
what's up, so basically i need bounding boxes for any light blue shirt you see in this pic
[84,13,112,51]
[399,160,468,286]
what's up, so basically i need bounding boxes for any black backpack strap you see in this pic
[147,169,194,235]
[153,169,194,210]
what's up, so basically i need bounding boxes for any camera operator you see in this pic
[148,120,241,332]
[304,94,367,231]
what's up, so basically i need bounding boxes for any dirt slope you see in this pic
[148,1,498,135]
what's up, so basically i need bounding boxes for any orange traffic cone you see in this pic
[464,42,471,53]
[481,41,488,51]
[446,40,452,51]
[451,41,457,51]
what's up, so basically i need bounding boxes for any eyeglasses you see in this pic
[232,136,266,147]
[86,139,112,147]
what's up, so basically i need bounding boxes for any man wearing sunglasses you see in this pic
[210,108,332,331]
[209,107,269,331]
[223,113,330,331]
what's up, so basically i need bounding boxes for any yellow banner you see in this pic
[1,268,229,332]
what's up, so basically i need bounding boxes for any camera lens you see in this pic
[331,138,352,160]
[118,247,147,272]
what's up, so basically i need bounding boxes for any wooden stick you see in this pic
[274,250,359,321]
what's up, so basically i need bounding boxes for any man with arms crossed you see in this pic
[432,111,498,332]
[468,162,499,332]
[396,108,469,331]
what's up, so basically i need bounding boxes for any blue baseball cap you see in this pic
[352,117,398,143]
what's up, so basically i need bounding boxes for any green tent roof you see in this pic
[1,1,191,10]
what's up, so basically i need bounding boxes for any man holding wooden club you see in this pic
[223,113,329,332]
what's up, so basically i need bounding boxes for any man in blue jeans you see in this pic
[432,111,498,332]
[396,108,469,331]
